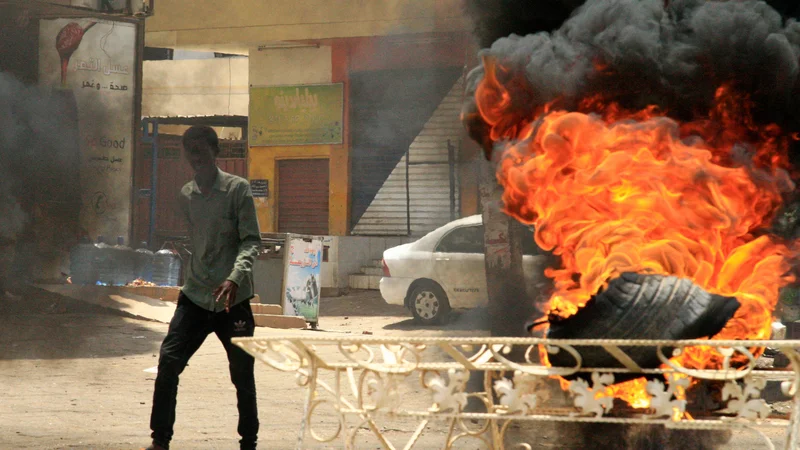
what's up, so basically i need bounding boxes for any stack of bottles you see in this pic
[152,249,182,287]
[69,237,181,287]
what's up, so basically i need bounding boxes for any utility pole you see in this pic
[461,64,537,337]
[465,150,534,412]
[478,157,534,338]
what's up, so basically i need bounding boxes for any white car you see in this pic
[379,215,551,324]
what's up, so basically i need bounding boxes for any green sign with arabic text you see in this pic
[249,83,343,146]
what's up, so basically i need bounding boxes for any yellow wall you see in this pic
[459,133,483,217]
[145,0,468,50]
[247,45,348,235]
[249,145,349,235]
[143,1,468,236]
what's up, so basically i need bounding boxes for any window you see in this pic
[435,224,543,255]
[436,225,485,254]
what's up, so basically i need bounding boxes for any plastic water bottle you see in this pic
[111,237,136,286]
[69,241,96,285]
[94,242,113,286]
[135,244,154,282]
[152,249,181,286]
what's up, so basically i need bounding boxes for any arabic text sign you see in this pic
[250,84,343,146]
[39,19,136,241]
[282,237,322,323]
[250,179,269,198]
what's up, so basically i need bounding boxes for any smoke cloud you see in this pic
[463,0,587,48]
[464,0,800,169]
[464,0,800,50]
[0,177,26,241]
[0,72,80,245]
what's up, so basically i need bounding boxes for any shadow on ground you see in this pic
[503,422,733,449]
[383,308,491,332]
[0,285,166,360]
[321,289,409,317]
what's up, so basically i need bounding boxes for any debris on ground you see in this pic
[126,278,157,287]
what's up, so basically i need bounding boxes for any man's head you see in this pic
[182,125,219,181]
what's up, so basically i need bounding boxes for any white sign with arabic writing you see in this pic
[39,19,136,242]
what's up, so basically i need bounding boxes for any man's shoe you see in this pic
[141,444,167,450]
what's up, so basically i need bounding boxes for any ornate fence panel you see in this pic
[233,336,800,450]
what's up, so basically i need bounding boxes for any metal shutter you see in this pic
[349,67,463,233]
[278,159,329,235]
[351,76,464,236]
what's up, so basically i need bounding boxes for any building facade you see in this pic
[141,0,481,240]
[0,1,148,281]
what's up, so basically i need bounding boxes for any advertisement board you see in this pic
[39,18,136,242]
[249,83,343,146]
[282,236,322,324]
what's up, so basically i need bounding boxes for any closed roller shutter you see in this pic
[278,159,329,235]
[349,67,463,233]
[351,77,464,236]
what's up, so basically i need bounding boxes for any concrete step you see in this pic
[348,274,381,290]
[253,314,307,329]
[361,267,383,276]
[251,303,282,315]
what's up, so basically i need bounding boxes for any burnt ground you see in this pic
[0,288,788,449]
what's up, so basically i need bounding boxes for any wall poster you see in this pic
[282,236,322,323]
[39,18,136,242]
[249,83,343,146]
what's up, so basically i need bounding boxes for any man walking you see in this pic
[144,126,261,450]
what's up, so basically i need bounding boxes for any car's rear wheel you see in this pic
[409,282,450,325]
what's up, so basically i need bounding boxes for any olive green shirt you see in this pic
[179,168,261,312]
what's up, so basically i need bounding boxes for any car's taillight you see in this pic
[382,259,391,277]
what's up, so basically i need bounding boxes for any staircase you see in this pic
[348,259,384,290]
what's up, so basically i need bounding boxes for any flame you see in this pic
[478,56,796,407]
[607,379,651,409]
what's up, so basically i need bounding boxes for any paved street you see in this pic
[0,287,788,449]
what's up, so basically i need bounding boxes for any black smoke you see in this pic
[463,0,800,169]
[464,0,800,49]
[463,0,587,48]
[764,0,800,20]
[0,72,81,277]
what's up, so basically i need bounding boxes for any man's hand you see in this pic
[213,280,239,312]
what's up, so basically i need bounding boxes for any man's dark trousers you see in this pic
[150,293,259,449]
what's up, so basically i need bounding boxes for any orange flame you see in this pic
[478,57,796,407]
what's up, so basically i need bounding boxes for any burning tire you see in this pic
[546,273,740,380]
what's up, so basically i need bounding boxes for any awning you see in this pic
[142,115,248,128]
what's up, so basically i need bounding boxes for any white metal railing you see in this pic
[232,336,800,449]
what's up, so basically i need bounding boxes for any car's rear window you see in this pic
[435,225,484,253]
[435,224,542,255]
